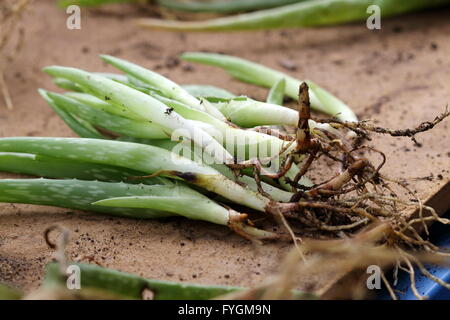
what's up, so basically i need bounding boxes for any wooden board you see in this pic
[0,0,449,295]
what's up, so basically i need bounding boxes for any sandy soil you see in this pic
[0,0,449,296]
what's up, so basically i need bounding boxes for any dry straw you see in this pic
[0,0,30,110]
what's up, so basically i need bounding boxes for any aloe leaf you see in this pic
[140,0,450,31]
[215,97,298,127]
[157,0,302,13]
[266,78,286,105]
[47,91,171,140]
[57,0,134,7]
[0,152,167,185]
[0,137,270,211]
[44,262,240,300]
[0,179,175,219]
[65,92,143,121]
[100,55,226,120]
[93,193,230,225]
[39,89,104,139]
[182,84,236,100]
[0,284,22,300]
[181,52,357,122]
[53,78,83,92]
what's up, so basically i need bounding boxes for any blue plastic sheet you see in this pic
[378,211,450,300]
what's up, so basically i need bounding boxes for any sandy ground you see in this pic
[0,0,449,296]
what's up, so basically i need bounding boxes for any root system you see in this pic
[224,84,450,299]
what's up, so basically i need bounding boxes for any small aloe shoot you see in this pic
[0,177,277,239]
[212,96,336,135]
[214,97,298,128]
[181,52,357,122]
[100,55,226,120]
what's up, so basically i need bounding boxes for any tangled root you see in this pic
[223,83,450,299]
[235,84,449,242]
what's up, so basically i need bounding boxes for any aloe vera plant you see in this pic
[0,54,374,240]
[139,0,450,31]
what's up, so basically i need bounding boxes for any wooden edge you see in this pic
[317,181,450,299]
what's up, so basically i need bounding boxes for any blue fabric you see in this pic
[378,211,450,300]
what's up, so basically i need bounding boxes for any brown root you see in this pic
[313,106,449,145]
[220,84,450,298]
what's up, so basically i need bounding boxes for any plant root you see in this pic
[223,83,450,298]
